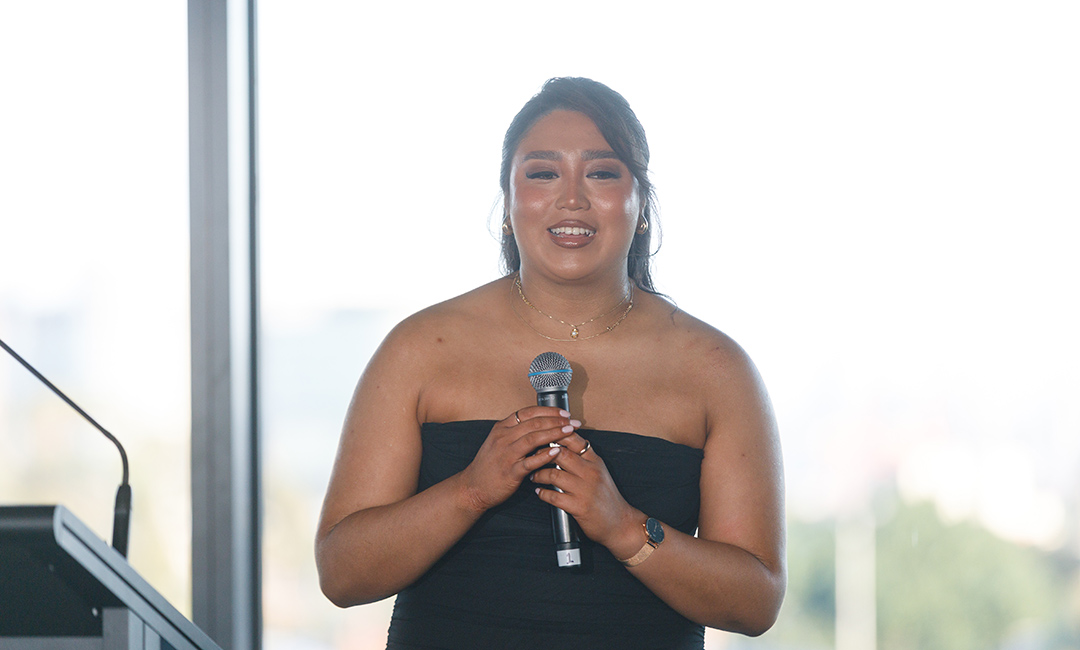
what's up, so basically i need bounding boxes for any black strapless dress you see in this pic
[385,420,706,650]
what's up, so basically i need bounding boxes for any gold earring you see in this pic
[636,217,649,235]
[502,220,512,236]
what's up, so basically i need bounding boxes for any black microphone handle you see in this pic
[536,388,582,568]
[535,388,570,414]
[112,483,132,556]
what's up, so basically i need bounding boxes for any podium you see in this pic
[0,505,222,650]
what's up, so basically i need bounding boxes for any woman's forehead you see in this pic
[515,110,613,158]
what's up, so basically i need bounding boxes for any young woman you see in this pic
[316,77,786,649]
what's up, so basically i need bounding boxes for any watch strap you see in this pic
[619,520,662,567]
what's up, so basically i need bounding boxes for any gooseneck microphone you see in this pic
[0,336,132,557]
[528,351,582,568]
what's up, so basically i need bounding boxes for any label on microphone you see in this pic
[557,546,582,567]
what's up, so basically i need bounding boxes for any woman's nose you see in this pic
[556,175,590,211]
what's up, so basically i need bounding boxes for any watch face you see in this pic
[646,518,664,544]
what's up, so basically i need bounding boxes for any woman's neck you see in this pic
[513,269,634,337]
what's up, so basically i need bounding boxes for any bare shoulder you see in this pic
[669,308,755,373]
[647,300,768,412]
[369,278,507,373]
[382,281,496,343]
[640,300,776,458]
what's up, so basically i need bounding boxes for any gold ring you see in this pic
[513,410,521,425]
[578,440,591,456]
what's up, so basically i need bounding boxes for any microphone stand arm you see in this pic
[0,336,132,557]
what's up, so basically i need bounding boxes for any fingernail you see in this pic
[549,446,561,456]
[535,487,541,495]
[570,419,582,428]
[561,425,574,433]
[559,409,570,417]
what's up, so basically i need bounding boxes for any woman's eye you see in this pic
[526,170,557,180]
[589,170,620,180]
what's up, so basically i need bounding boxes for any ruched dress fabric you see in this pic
[385,420,706,650]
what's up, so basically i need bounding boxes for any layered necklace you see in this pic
[512,273,634,342]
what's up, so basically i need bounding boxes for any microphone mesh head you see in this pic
[528,352,572,392]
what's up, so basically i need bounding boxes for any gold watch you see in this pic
[619,518,664,567]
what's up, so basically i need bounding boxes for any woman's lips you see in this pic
[548,225,595,248]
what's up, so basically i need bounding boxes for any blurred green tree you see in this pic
[726,499,1077,650]
[877,500,1067,650]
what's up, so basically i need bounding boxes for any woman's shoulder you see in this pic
[639,294,762,391]
[633,296,774,448]
[401,275,506,323]
[375,277,511,358]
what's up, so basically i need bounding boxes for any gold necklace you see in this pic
[512,273,634,341]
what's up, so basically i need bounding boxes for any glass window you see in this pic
[258,3,1080,648]
[0,2,191,616]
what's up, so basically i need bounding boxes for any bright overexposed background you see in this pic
[3,2,1078,649]
[0,0,192,616]
[258,2,1079,649]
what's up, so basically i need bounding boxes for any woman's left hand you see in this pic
[530,432,639,551]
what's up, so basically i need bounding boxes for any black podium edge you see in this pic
[0,505,222,650]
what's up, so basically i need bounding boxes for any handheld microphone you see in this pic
[0,336,132,557]
[528,351,581,568]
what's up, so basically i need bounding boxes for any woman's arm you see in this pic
[315,320,577,607]
[533,338,785,634]
[315,321,464,606]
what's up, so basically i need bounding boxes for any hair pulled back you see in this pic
[499,77,659,292]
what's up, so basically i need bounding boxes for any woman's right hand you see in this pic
[457,406,580,513]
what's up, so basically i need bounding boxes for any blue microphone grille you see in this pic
[528,352,572,392]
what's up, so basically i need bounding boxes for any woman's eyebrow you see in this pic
[521,149,619,162]
[582,149,619,161]
[522,150,561,162]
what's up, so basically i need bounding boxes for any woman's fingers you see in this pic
[529,441,594,489]
[522,445,563,473]
[531,444,634,548]
[524,428,590,461]
[485,408,582,484]
[551,431,591,457]
[460,409,577,511]
[507,416,581,458]
[513,406,571,424]
[481,407,591,501]
[532,463,586,511]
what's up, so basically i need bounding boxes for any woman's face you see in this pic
[506,110,641,284]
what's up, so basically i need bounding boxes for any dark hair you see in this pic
[499,77,660,292]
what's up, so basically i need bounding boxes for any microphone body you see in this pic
[529,352,582,568]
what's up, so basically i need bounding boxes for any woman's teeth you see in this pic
[549,226,595,237]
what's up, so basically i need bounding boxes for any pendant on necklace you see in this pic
[570,327,579,339]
